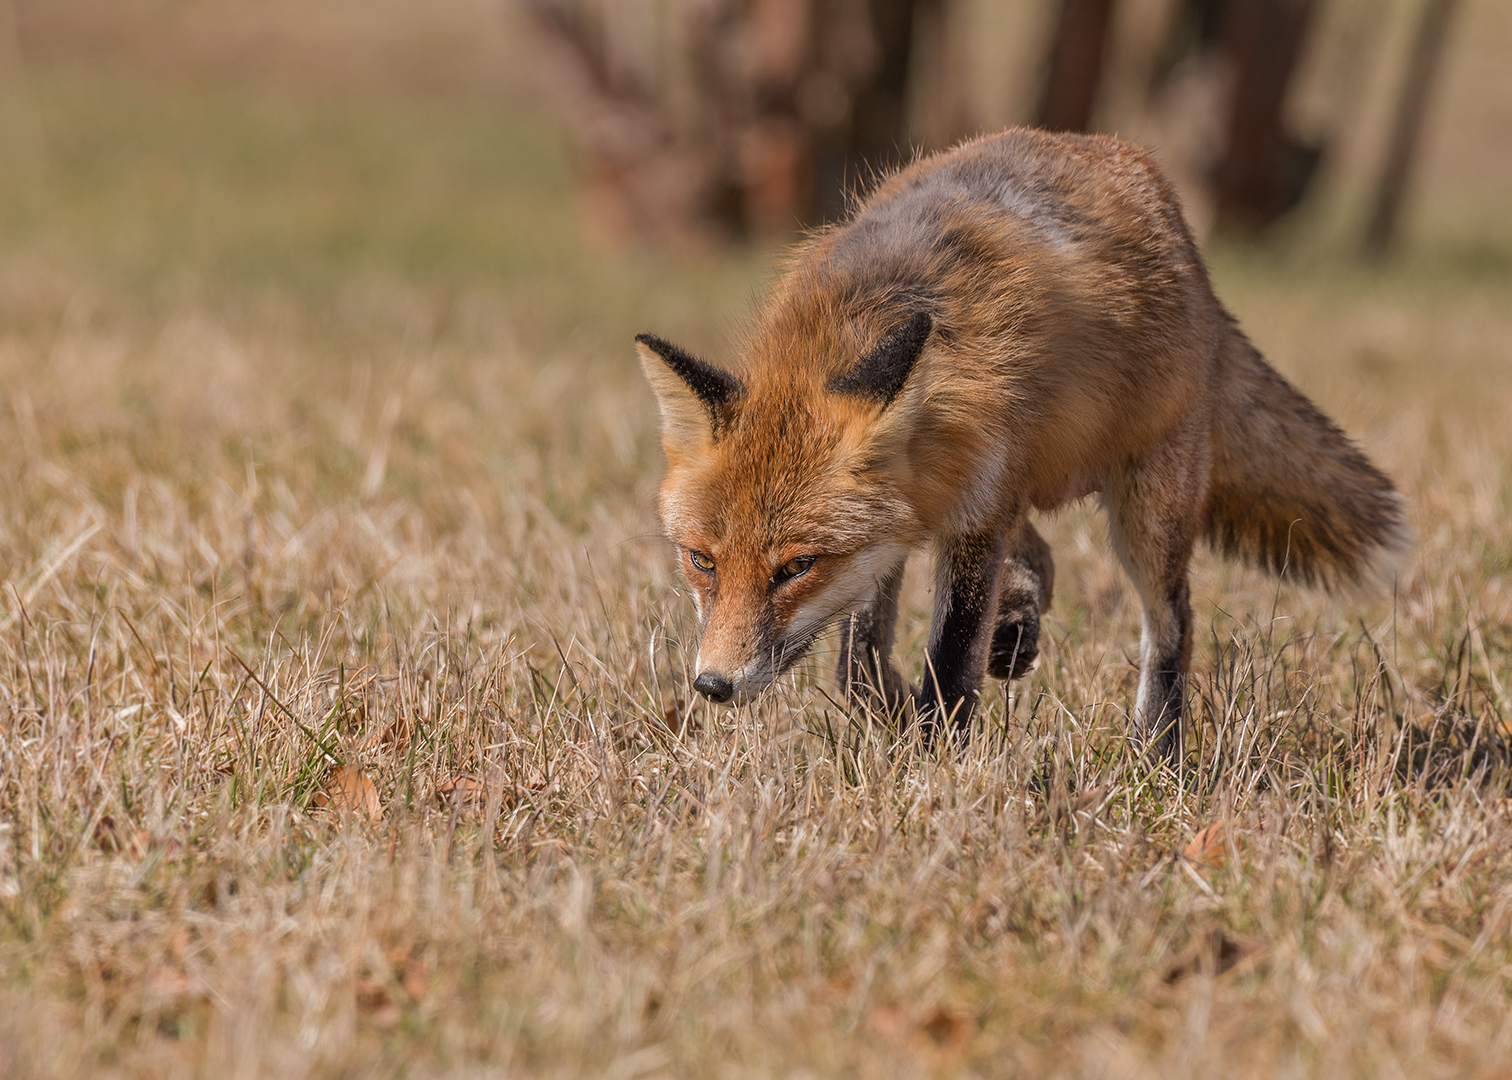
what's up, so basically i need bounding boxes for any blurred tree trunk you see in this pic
[519,0,939,248]
[1037,0,1116,133]
[1210,0,1320,232]
[1362,0,1460,257]
[813,0,938,222]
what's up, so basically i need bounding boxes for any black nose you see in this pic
[693,671,734,703]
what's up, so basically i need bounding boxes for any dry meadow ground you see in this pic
[4,25,1512,1080]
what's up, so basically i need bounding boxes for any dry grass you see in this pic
[3,51,1512,1080]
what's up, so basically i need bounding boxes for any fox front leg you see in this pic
[836,560,910,715]
[918,529,1008,741]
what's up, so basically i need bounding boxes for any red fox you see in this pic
[637,127,1407,758]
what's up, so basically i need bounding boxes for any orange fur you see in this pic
[639,128,1407,756]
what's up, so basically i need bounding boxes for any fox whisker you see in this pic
[770,612,855,675]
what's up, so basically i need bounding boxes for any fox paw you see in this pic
[912,688,978,747]
[987,606,1040,680]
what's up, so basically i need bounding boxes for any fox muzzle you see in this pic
[692,671,735,703]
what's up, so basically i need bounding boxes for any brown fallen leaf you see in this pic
[314,765,382,822]
[93,815,123,854]
[388,944,429,1001]
[356,975,402,1029]
[93,817,167,860]
[357,944,428,1029]
[659,698,699,736]
[1184,821,1227,869]
[362,716,420,755]
[919,1006,970,1050]
[815,973,857,1003]
[435,774,487,808]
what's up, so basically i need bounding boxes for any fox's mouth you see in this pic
[695,657,783,707]
[694,615,844,706]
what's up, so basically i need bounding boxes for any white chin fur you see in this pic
[728,666,776,706]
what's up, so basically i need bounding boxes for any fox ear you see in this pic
[636,333,742,441]
[827,311,933,407]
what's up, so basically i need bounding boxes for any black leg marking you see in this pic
[836,561,909,716]
[1142,576,1193,762]
[918,530,1006,743]
[987,609,1039,681]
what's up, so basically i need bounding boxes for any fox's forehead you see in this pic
[660,409,887,555]
[739,309,878,386]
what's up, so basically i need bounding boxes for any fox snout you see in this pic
[692,671,735,703]
[690,641,781,707]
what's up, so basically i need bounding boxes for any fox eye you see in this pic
[773,555,815,584]
[688,549,715,573]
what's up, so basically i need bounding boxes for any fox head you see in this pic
[637,310,934,705]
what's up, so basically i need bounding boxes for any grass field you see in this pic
[3,41,1512,1079]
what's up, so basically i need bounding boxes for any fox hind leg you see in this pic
[987,519,1055,680]
[836,560,910,715]
[1103,412,1211,763]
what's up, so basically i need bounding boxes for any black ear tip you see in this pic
[826,309,935,406]
[636,333,683,369]
[635,332,743,419]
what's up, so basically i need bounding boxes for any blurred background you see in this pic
[512,0,1504,255]
[1,0,1507,291]
[3,0,1506,604]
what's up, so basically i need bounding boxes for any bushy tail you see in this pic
[1206,323,1410,589]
